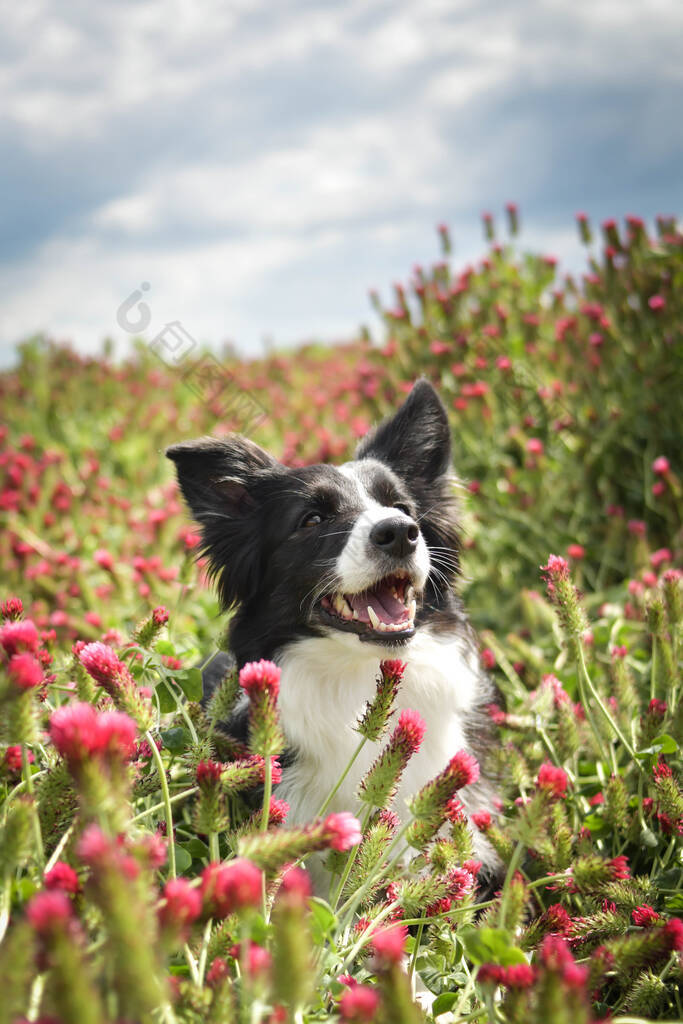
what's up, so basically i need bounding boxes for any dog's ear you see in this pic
[165,436,280,608]
[356,379,452,483]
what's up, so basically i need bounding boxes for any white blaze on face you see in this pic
[334,463,430,594]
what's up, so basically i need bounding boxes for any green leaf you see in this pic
[155,640,176,656]
[432,993,458,1018]
[177,667,203,703]
[650,733,678,754]
[664,893,683,911]
[155,679,177,714]
[583,813,607,833]
[309,897,337,944]
[174,846,193,873]
[458,926,527,966]
[160,727,189,754]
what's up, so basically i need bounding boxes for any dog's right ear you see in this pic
[165,436,280,607]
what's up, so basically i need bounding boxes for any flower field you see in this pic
[0,210,681,1023]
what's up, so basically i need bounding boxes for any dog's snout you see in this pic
[370,517,419,557]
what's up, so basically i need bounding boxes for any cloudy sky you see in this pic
[1,0,682,366]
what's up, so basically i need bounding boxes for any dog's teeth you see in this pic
[352,609,359,620]
[340,597,353,620]
[367,606,380,630]
[333,593,345,613]
[408,598,417,619]
[406,585,415,604]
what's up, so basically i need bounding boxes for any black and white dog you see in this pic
[166,380,498,874]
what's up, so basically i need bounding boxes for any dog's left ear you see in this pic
[356,379,452,483]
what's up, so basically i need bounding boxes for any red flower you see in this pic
[540,554,570,580]
[648,295,666,310]
[8,652,43,690]
[278,865,312,904]
[471,810,492,831]
[663,918,683,951]
[26,890,73,934]
[201,859,263,917]
[502,964,535,988]
[44,861,80,894]
[0,596,23,621]
[159,878,202,931]
[608,855,630,880]
[97,710,138,760]
[370,923,407,964]
[394,709,426,752]
[323,812,362,851]
[446,750,480,788]
[196,759,223,786]
[632,905,660,927]
[652,456,670,475]
[78,642,134,689]
[0,618,39,656]
[339,984,380,1021]
[49,703,137,764]
[537,762,569,799]
[206,957,229,987]
[445,797,467,823]
[239,659,281,699]
[379,659,406,685]
[3,745,28,773]
[152,606,169,625]
[481,647,496,670]
[567,544,585,560]
[268,797,290,826]
[542,904,572,934]
[526,438,544,455]
[94,549,115,571]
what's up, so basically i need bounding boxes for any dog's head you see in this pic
[166,380,460,657]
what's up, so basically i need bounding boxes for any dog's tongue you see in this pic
[347,583,409,625]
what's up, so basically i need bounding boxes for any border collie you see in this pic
[166,380,498,877]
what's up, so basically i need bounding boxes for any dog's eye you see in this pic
[393,503,412,516]
[299,511,324,529]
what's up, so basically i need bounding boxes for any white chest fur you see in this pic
[275,627,489,833]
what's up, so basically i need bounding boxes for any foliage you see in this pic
[0,209,681,1023]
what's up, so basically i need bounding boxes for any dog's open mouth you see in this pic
[319,571,417,641]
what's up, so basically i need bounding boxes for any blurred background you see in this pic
[1,0,682,367]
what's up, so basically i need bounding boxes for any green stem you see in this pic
[409,919,425,978]
[316,734,368,817]
[197,917,213,984]
[261,756,272,832]
[498,840,524,927]
[577,644,637,764]
[209,831,220,863]
[146,730,175,878]
[22,744,44,868]
[129,787,198,825]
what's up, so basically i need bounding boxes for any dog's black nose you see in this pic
[370,517,419,557]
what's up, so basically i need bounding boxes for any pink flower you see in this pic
[96,710,138,761]
[268,797,290,826]
[526,438,544,455]
[26,890,72,934]
[201,859,263,917]
[239,659,281,699]
[8,652,43,690]
[567,544,585,560]
[446,750,480,788]
[206,957,229,987]
[0,596,24,621]
[0,618,39,656]
[445,797,467,823]
[648,295,666,310]
[502,963,535,988]
[94,549,115,571]
[278,865,312,904]
[324,812,362,852]
[542,904,572,934]
[379,659,406,685]
[49,702,100,763]
[370,923,407,964]
[481,647,496,670]
[78,642,133,690]
[159,878,202,931]
[44,862,80,894]
[653,456,670,476]
[632,905,660,927]
[537,762,569,799]
[471,810,492,831]
[648,698,667,718]
[394,709,426,753]
[650,548,671,569]
[152,606,169,625]
[3,745,28,773]
[339,985,380,1021]
[76,824,112,866]
[540,554,570,580]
